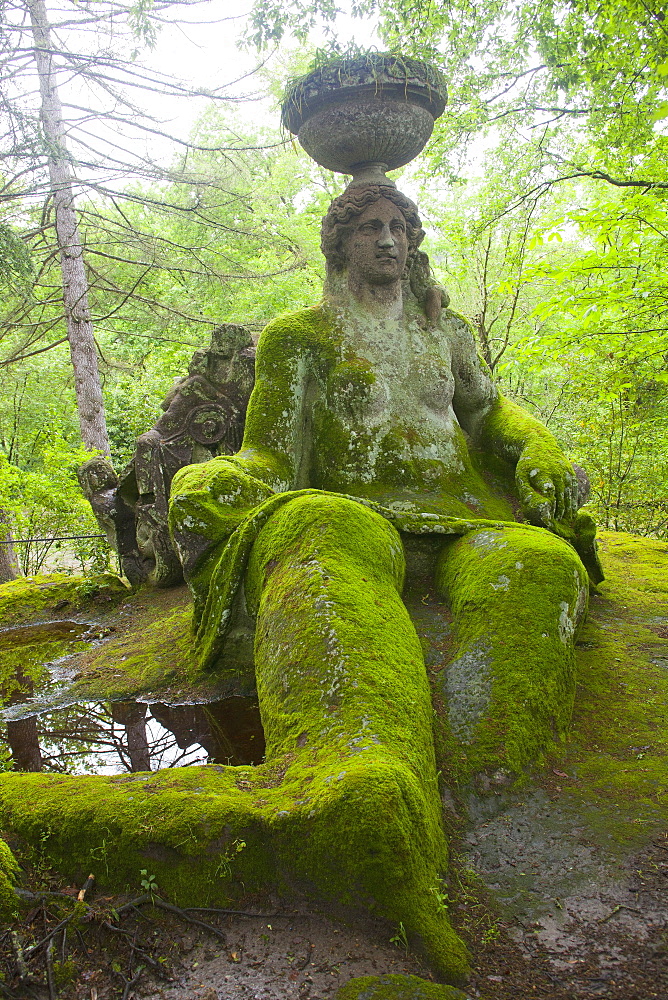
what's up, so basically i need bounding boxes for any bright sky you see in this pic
[135,2,383,150]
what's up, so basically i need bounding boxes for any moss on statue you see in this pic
[433,524,588,783]
[336,973,469,999]
[244,493,469,981]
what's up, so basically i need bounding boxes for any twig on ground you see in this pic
[9,931,28,982]
[101,921,171,979]
[24,913,75,959]
[45,940,56,1000]
[117,894,226,942]
[597,903,642,923]
[118,965,145,1000]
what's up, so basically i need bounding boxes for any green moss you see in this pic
[433,524,588,783]
[336,973,468,999]
[71,603,196,701]
[0,495,470,986]
[0,837,19,920]
[0,573,128,627]
[243,494,469,983]
[546,530,668,851]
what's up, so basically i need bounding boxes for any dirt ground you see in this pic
[2,805,665,1000]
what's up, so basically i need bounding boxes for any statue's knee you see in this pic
[437,524,588,626]
[170,460,271,534]
[169,459,273,579]
[250,494,405,591]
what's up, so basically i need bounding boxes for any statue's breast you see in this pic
[324,357,388,420]
[323,337,455,427]
[405,354,455,417]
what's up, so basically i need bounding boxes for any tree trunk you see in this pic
[7,717,43,771]
[111,701,152,772]
[27,0,110,455]
[0,510,18,581]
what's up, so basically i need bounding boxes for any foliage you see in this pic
[0,439,108,575]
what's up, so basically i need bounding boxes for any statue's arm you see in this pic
[223,319,306,493]
[449,312,577,527]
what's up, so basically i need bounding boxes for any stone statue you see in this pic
[79,324,255,586]
[8,55,605,985]
[168,181,602,980]
[164,56,604,979]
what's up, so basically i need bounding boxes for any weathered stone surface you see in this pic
[282,53,447,181]
[80,324,255,586]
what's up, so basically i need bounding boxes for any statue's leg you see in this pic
[434,524,588,780]
[245,493,469,984]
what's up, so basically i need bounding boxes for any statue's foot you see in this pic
[271,749,470,985]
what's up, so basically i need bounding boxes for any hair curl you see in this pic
[320,185,425,273]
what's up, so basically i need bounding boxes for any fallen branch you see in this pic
[597,903,642,923]
[24,914,75,959]
[9,931,28,982]
[78,873,95,902]
[45,940,56,1000]
[101,922,171,979]
[116,894,226,942]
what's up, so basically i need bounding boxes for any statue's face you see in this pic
[343,198,408,285]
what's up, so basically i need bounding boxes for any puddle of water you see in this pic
[0,619,95,712]
[0,619,265,775]
[0,620,93,649]
[1,698,265,775]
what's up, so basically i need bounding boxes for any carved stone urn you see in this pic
[281,53,447,186]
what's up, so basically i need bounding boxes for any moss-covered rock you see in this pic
[0,573,128,627]
[336,974,469,999]
[0,837,19,920]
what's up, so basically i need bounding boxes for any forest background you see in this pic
[1,0,667,577]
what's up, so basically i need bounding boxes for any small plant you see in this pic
[89,830,112,877]
[214,838,246,879]
[139,869,158,894]
[390,920,409,953]
[482,920,501,945]
[429,881,450,914]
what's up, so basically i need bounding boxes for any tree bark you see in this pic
[0,510,18,581]
[7,718,43,771]
[111,701,151,772]
[27,0,110,455]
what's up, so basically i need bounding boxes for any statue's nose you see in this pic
[377,224,395,247]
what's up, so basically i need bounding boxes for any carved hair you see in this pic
[321,184,425,273]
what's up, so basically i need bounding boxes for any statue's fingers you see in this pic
[554,485,564,522]
[524,488,554,528]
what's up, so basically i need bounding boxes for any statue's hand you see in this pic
[515,445,578,528]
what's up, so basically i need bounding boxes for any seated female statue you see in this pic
[168,183,600,981]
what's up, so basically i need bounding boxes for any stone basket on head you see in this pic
[281,52,448,187]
